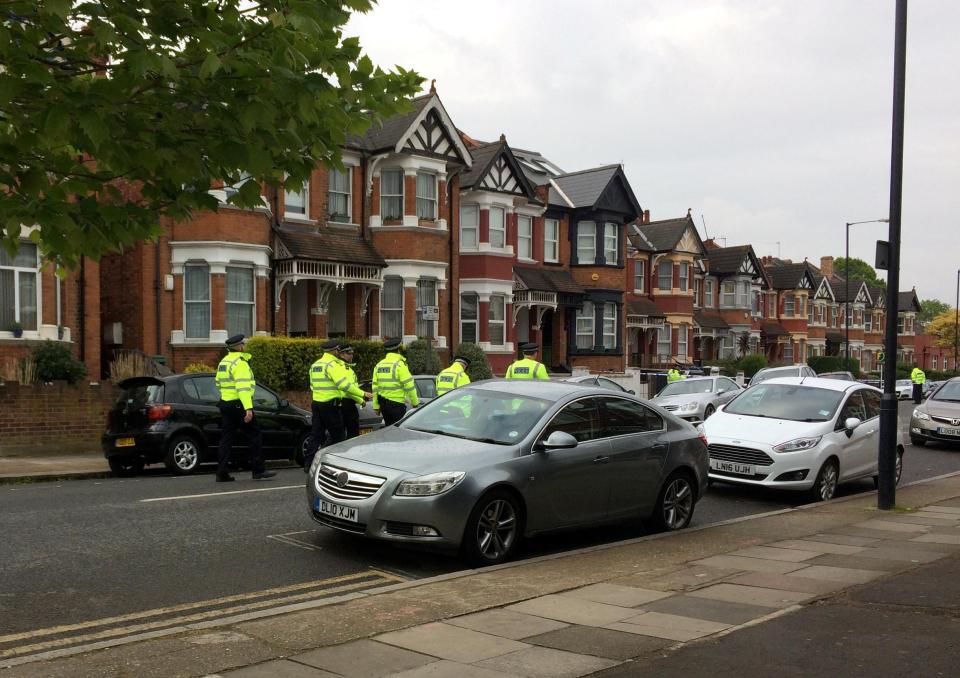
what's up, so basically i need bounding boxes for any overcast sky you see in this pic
[347,1,959,304]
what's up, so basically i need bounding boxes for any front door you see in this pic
[835,390,875,479]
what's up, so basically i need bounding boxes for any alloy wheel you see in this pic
[661,477,694,529]
[173,440,199,470]
[475,499,517,561]
[895,451,903,485]
[819,462,838,500]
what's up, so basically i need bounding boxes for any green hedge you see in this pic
[807,355,861,377]
[405,338,442,375]
[701,355,767,377]
[245,337,386,391]
[453,342,493,381]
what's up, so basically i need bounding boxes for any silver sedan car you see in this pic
[307,380,709,565]
[651,376,743,422]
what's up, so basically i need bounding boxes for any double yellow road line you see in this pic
[1,569,404,664]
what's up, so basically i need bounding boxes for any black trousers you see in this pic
[913,383,923,404]
[217,400,264,477]
[341,400,360,439]
[304,401,344,469]
[379,398,407,426]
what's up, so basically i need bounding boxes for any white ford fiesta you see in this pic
[703,377,903,501]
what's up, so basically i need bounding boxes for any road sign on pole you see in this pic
[877,351,885,364]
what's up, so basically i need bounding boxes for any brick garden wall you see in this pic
[0,383,118,454]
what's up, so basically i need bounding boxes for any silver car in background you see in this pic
[910,377,960,446]
[651,376,743,422]
[307,380,709,565]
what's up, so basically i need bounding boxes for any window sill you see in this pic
[516,257,538,265]
[284,215,317,226]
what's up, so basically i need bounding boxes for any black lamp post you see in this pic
[845,219,889,363]
[954,269,958,374]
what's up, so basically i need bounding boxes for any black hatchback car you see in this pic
[102,374,312,476]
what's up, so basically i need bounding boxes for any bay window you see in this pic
[737,281,750,308]
[460,204,479,249]
[784,342,794,362]
[518,215,533,259]
[488,295,505,345]
[460,293,478,343]
[544,219,559,262]
[634,260,645,292]
[657,324,672,358]
[576,302,595,349]
[677,324,688,359]
[658,261,673,291]
[784,295,795,316]
[603,223,618,264]
[721,281,736,307]
[225,266,254,338]
[416,278,437,339]
[380,277,403,338]
[678,262,689,292]
[415,171,437,219]
[489,207,505,248]
[704,279,714,307]
[327,167,351,222]
[0,243,39,332]
[576,221,596,263]
[602,302,617,349]
[183,263,211,339]
[380,168,404,220]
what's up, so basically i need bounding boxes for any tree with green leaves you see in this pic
[0,0,422,268]
[833,257,885,288]
[919,299,950,326]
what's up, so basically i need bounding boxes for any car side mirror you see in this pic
[279,399,289,409]
[627,389,635,395]
[844,417,862,436]
[539,431,578,451]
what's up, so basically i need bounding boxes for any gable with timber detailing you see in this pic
[798,275,812,289]
[814,277,835,301]
[677,226,703,255]
[739,255,758,276]
[404,109,461,161]
[855,284,871,303]
[480,155,524,194]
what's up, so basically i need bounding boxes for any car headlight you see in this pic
[913,409,930,421]
[394,471,465,497]
[681,401,699,412]
[773,436,822,453]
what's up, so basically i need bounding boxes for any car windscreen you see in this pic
[415,378,438,399]
[115,384,164,409]
[896,380,912,387]
[659,380,713,396]
[402,389,552,445]
[750,368,797,384]
[931,382,960,402]
[723,384,844,422]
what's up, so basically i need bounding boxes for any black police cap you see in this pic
[321,338,340,351]
[383,337,402,350]
[454,355,472,366]
[337,342,354,353]
[225,334,246,348]
[520,342,539,353]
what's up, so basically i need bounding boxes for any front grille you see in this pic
[662,404,680,411]
[708,444,774,466]
[317,464,385,501]
[931,415,960,426]
[384,521,416,536]
[312,511,367,533]
[711,469,770,481]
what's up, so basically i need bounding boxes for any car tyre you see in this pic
[164,435,202,475]
[909,435,926,447]
[703,405,715,420]
[294,431,310,467]
[462,489,522,567]
[650,471,696,532]
[872,448,904,489]
[808,458,839,502]
[108,456,144,477]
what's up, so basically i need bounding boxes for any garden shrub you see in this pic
[453,342,493,381]
[32,341,86,384]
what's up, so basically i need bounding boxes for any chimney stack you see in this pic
[820,256,834,278]
[642,209,650,224]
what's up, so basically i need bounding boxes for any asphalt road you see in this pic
[1,409,957,661]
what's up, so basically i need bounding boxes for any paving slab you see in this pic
[854,519,930,533]
[607,611,730,642]
[375,623,529,664]
[561,583,672,608]
[615,565,740,592]
[389,660,522,678]
[725,571,850,595]
[727,546,822,562]
[920,505,960,515]
[854,545,948,563]
[221,659,340,677]
[524,625,670,661]
[848,554,960,610]
[912,511,960,522]
[767,539,865,555]
[875,514,959,527]
[788,565,885,584]
[803,553,910,572]
[829,526,930,540]
[805,533,881,547]
[639,594,775,625]
[506,595,637,627]
[685,583,811,608]
[292,639,437,677]
[690,555,807,574]
[475,646,618,678]
[912,533,960,545]
[445,609,568,640]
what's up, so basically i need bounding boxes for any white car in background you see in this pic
[703,377,904,501]
[749,364,818,386]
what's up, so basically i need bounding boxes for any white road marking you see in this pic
[140,485,302,502]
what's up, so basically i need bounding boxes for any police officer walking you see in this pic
[505,343,549,380]
[911,365,926,404]
[303,339,370,471]
[436,355,471,395]
[337,342,366,439]
[372,337,419,425]
[667,367,685,383]
[215,334,276,482]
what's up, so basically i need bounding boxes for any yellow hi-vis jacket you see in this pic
[911,367,926,385]
[216,351,256,410]
[505,357,548,380]
[372,352,419,408]
[341,361,364,405]
[667,368,685,383]
[436,362,470,395]
[310,352,364,404]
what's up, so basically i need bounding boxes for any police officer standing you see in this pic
[667,367,685,383]
[337,342,366,439]
[911,365,926,404]
[505,343,549,380]
[303,339,370,471]
[372,337,419,425]
[436,355,471,395]
[215,334,276,483]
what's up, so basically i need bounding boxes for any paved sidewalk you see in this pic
[6,473,960,678]
[0,451,109,480]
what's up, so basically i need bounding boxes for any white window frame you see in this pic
[658,261,673,291]
[677,324,688,360]
[865,312,872,332]
[489,207,506,248]
[460,293,478,344]
[721,281,736,307]
[183,263,211,340]
[488,294,506,346]
[634,259,645,293]
[518,215,533,260]
[0,242,40,332]
[380,276,404,339]
[415,171,438,220]
[544,218,559,262]
[657,323,672,358]
[380,168,404,220]
[678,262,689,292]
[933,355,938,370]
[284,176,309,219]
[737,280,750,308]
[602,302,617,349]
[460,204,479,249]
[784,342,794,363]
[704,279,714,307]
[753,291,762,316]
[694,278,701,307]
[784,294,795,316]
[224,171,252,199]
[225,265,255,338]
[576,301,595,349]
[577,221,596,263]
[603,223,618,265]
[327,166,352,223]
[415,278,437,339]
